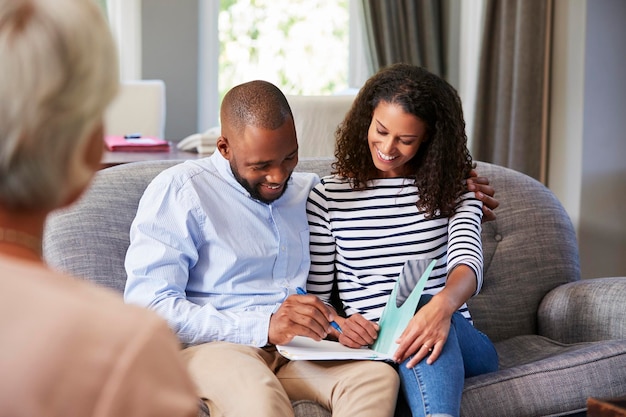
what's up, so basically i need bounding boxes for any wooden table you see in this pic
[587,397,626,417]
[100,144,205,169]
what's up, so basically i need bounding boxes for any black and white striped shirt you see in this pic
[306,175,483,322]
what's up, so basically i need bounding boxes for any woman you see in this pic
[0,0,197,415]
[306,63,499,417]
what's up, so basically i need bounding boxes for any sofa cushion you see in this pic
[462,336,626,417]
[286,95,354,158]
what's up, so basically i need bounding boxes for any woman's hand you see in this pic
[392,295,454,368]
[334,314,379,348]
[393,265,478,368]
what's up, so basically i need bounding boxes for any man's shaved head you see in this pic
[220,80,293,138]
[216,80,299,204]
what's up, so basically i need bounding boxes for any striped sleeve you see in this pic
[447,191,484,295]
[305,181,336,304]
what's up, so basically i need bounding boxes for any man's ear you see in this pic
[217,135,231,160]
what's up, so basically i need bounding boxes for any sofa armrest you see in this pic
[537,277,626,343]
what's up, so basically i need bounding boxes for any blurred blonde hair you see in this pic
[0,0,118,210]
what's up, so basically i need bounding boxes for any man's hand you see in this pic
[467,169,499,222]
[268,294,336,346]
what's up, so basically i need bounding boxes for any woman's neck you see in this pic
[0,210,47,263]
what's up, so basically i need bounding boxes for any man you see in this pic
[124,80,498,417]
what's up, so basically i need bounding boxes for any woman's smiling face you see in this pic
[367,101,427,178]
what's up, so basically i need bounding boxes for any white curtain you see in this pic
[106,0,142,80]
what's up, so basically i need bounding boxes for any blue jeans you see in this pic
[395,295,498,417]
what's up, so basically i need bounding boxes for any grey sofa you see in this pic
[43,157,626,417]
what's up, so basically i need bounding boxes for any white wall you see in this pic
[579,0,626,278]
[141,0,199,141]
[549,0,626,279]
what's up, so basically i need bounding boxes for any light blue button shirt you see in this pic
[124,151,319,347]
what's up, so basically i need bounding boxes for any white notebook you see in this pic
[277,336,391,361]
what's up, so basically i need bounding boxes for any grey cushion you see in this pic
[539,277,626,343]
[463,336,626,416]
[44,158,626,417]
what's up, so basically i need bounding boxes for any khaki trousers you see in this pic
[182,342,399,417]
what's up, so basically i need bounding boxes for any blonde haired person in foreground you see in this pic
[0,0,198,416]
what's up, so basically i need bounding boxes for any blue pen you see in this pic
[296,287,343,334]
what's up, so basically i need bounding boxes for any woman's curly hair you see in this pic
[333,63,473,218]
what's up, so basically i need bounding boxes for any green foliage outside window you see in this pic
[94,0,107,20]
[219,0,349,103]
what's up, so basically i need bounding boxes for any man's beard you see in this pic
[230,162,290,204]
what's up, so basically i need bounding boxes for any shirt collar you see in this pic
[209,150,293,205]
[210,150,248,196]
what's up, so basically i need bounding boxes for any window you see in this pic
[218,0,350,99]
[200,0,354,128]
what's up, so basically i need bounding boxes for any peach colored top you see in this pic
[0,255,198,417]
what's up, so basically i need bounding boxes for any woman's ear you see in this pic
[84,122,105,172]
[59,122,104,209]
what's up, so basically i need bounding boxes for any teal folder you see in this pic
[371,258,436,356]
